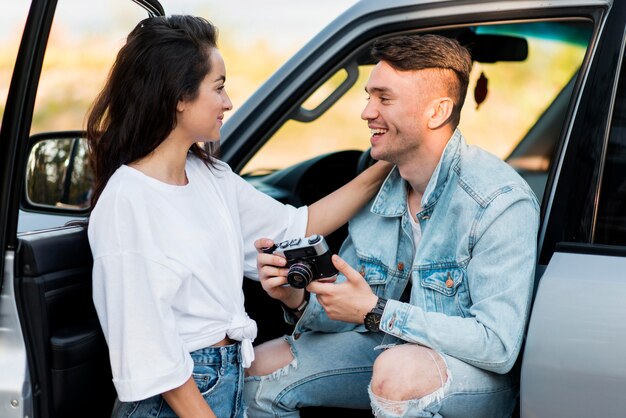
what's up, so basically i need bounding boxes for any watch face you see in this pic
[365,312,381,332]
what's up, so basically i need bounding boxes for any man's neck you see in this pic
[407,186,423,217]
[398,128,453,198]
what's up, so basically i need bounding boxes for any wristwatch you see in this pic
[364,297,387,332]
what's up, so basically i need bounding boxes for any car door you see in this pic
[521,1,626,416]
[1,2,60,416]
[0,2,165,417]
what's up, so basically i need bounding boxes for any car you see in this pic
[2,0,626,417]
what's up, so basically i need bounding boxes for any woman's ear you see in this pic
[176,99,186,113]
[427,97,454,129]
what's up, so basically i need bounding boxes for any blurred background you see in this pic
[2,0,586,174]
[1,0,357,131]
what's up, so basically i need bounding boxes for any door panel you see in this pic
[521,250,626,417]
[16,226,114,418]
[0,250,33,418]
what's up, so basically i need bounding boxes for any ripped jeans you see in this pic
[243,331,517,418]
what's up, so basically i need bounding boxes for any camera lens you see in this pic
[287,261,315,288]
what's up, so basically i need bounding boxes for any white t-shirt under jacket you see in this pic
[88,156,307,402]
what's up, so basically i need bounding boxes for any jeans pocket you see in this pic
[192,365,221,396]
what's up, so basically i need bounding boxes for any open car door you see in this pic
[0,2,165,417]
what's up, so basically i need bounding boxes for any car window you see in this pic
[594,44,626,246]
[17,0,149,233]
[242,20,591,191]
[242,68,374,175]
[29,0,147,135]
[0,2,31,132]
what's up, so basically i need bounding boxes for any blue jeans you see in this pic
[244,331,384,416]
[111,343,244,417]
[244,332,517,417]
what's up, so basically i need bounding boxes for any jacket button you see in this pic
[359,266,365,276]
[397,262,404,271]
[445,273,454,288]
[293,332,301,340]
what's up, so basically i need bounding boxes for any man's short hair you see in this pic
[371,34,472,127]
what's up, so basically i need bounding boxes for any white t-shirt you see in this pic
[88,156,307,402]
[407,204,422,247]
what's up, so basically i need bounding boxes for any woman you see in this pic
[87,15,390,418]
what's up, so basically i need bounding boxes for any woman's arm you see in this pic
[306,160,392,236]
[162,377,217,418]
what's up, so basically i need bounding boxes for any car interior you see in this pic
[14,19,592,418]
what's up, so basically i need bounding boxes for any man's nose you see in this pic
[361,100,377,120]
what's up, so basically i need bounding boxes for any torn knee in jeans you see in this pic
[368,373,451,417]
[369,349,451,417]
[245,336,298,379]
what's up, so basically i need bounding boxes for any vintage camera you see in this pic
[262,234,338,288]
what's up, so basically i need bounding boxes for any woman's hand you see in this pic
[255,238,306,309]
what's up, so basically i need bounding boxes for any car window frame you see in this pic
[220,3,607,173]
[538,2,625,264]
[0,0,57,276]
[243,23,591,180]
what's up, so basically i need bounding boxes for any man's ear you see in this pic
[427,97,454,129]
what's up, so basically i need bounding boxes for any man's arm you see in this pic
[308,190,539,375]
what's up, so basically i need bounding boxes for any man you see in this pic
[244,34,539,417]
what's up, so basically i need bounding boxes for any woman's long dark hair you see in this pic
[87,15,219,207]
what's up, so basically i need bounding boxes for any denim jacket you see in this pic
[292,129,540,375]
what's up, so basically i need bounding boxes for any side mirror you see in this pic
[24,131,92,212]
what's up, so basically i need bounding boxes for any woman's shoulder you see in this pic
[92,166,157,219]
[101,166,148,199]
[88,167,162,244]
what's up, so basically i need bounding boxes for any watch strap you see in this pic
[364,297,387,332]
[371,297,387,315]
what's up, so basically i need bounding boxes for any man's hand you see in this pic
[255,238,306,309]
[307,254,378,324]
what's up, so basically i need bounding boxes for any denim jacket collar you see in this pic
[371,128,463,218]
